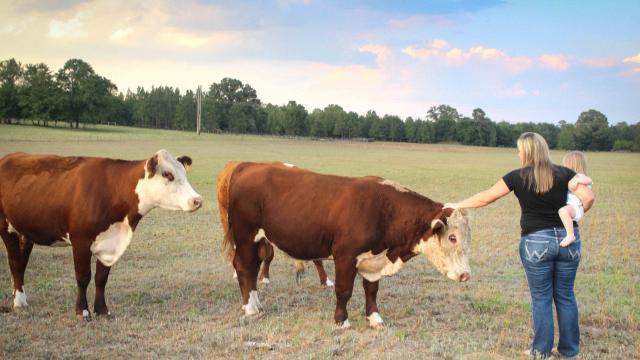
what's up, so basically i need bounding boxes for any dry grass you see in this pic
[0,124,638,359]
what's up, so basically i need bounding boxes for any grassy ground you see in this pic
[0,124,638,359]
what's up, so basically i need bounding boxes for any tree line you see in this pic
[1,58,639,152]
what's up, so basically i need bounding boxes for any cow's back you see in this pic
[0,153,142,245]
[227,162,389,259]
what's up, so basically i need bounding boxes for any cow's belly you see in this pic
[256,227,332,260]
[5,220,70,246]
[356,250,404,282]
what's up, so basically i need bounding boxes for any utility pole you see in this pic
[196,85,202,135]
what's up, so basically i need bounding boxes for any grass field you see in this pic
[0,124,638,359]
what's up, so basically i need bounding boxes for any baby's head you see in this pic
[563,151,588,174]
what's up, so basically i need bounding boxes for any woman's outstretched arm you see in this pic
[445,179,511,209]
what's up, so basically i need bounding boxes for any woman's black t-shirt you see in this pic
[502,165,576,235]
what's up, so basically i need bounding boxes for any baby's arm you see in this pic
[569,174,593,191]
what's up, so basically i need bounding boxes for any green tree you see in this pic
[208,78,260,131]
[369,114,389,140]
[428,104,460,142]
[56,59,115,128]
[265,103,285,135]
[574,109,611,151]
[176,89,196,130]
[404,117,417,142]
[557,122,577,150]
[283,101,309,136]
[386,115,405,142]
[0,58,23,123]
[19,63,58,126]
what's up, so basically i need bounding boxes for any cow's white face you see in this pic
[135,149,202,215]
[414,209,471,282]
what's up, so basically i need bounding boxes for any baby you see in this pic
[558,151,593,247]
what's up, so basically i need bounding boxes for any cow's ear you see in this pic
[431,218,446,236]
[146,154,158,178]
[176,155,192,169]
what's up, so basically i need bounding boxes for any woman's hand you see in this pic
[447,179,510,209]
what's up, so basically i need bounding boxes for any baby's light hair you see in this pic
[562,151,588,175]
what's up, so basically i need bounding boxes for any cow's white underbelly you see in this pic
[356,249,404,282]
[90,217,133,267]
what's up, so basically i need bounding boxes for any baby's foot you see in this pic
[560,235,575,248]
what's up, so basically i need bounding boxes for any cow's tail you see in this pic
[217,161,242,262]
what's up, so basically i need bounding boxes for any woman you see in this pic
[446,132,594,358]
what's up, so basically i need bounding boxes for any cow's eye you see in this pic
[162,171,175,182]
[448,234,457,244]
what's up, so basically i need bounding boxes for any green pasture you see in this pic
[0,124,638,359]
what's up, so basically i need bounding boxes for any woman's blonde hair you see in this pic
[517,132,554,194]
[562,151,588,175]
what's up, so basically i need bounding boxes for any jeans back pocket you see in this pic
[524,239,550,263]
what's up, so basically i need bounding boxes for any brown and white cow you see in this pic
[217,161,334,287]
[0,150,202,319]
[218,161,470,328]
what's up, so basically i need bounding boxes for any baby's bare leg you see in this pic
[559,205,576,247]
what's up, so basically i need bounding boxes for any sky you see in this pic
[1,0,639,124]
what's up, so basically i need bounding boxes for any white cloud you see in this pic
[623,53,640,64]
[155,28,239,49]
[48,11,88,39]
[500,84,540,98]
[109,28,133,42]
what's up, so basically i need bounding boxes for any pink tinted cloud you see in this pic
[404,42,534,72]
[445,48,470,65]
[582,57,618,68]
[539,54,569,71]
[359,44,392,65]
[402,39,448,60]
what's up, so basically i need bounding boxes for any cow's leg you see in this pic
[363,278,383,329]
[94,260,112,318]
[233,240,262,316]
[1,233,34,307]
[313,260,334,287]
[257,240,274,285]
[294,260,306,284]
[333,257,357,328]
[72,242,92,320]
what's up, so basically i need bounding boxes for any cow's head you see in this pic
[135,149,203,215]
[414,208,471,282]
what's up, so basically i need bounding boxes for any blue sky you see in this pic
[1,0,638,124]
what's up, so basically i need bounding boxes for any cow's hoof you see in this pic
[78,309,92,322]
[322,279,335,288]
[13,290,28,307]
[367,312,384,329]
[96,311,115,320]
[335,319,351,330]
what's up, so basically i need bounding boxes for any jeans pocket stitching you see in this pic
[568,248,581,261]
[524,240,549,262]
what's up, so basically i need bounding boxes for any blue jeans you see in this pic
[519,228,581,358]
